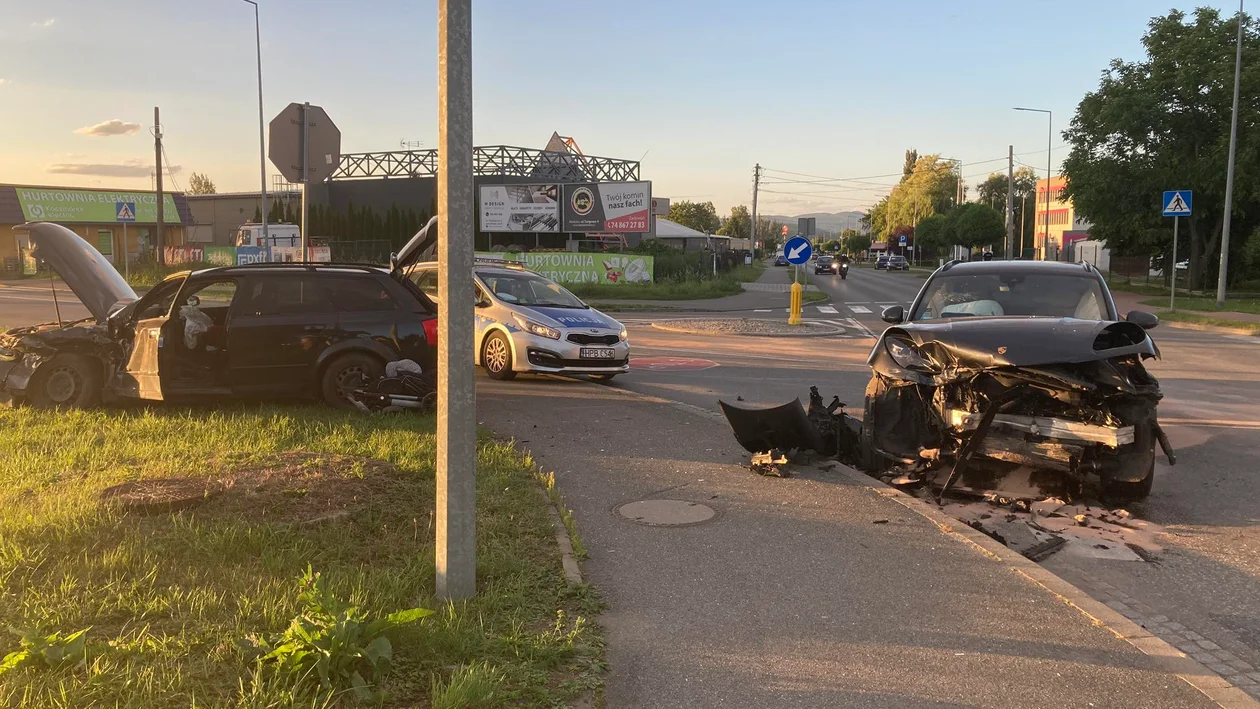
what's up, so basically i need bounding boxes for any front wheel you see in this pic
[590,373,617,382]
[482,332,517,381]
[321,352,383,408]
[26,354,101,409]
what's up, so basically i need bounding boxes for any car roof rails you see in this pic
[212,263,380,274]
[1081,261,1094,273]
[474,256,527,269]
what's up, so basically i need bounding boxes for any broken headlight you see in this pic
[885,336,936,372]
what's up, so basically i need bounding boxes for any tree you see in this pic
[667,200,721,234]
[1062,7,1260,288]
[947,203,1006,249]
[914,214,952,252]
[717,205,751,240]
[187,172,216,195]
[842,229,871,254]
[975,167,1039,253]
[902,149,919,180]
[883,155,960,236]
[253,205,262,223]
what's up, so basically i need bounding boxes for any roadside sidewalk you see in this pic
[478,377,1223,708]
[593,263,825,312]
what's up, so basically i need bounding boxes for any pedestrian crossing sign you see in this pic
[1162,190,1192,217]
[115,202,137,222]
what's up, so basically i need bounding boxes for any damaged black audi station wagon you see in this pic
[0,222,438,409]
[864,260,1174,503]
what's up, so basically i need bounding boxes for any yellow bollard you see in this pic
[788,282,803,325]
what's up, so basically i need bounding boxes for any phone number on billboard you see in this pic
[606,218,647,231]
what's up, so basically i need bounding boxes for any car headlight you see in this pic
[619,326,628,342]
[885,336,935,371]
[513,314,560,340]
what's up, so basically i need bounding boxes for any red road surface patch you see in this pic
[634,357,719,372]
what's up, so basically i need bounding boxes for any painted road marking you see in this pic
[633,357,720,372]
[817,305,838,314]
[849,305,872,314]
[846,318,876,338]
[754,309,771,312]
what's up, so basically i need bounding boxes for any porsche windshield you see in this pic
[477,270,588,308]
[912,273,1110,321]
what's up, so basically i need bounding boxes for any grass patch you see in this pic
[570,263,765,302]
[1142,296,1260,315]
[0,405,604,707]
[803,291,829,303]
[1157,310,1260,334]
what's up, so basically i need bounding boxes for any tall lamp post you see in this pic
[1216,0,1245,307]
[1014,107,1052,260]
[243,0,268,244]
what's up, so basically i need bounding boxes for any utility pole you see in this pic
[956,159,964,205]
[750,164,761,254]
[243,0,268,245]
[1216,0,1245,307]
[154,106,165,266]
[435,0,476,601]
[1005,145,1014,259]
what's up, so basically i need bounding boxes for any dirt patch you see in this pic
[103,452,405,525]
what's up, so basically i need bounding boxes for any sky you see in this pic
[0,0,1241,217]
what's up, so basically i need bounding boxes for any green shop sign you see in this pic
[16,188,179,224]
[475,252,653,285]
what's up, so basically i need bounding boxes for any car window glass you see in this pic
[913,274,1108,321]
[183,280,237,309]
[325,276,397,312]
[408,268,439,302]
[240,276,331,316]
[136,278,185,320]
[476,270,586,308]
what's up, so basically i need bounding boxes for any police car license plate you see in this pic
[580,348,615,360]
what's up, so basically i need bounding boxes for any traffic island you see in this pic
[650,318,846,337]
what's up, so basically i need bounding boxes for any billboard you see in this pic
[16,188,180,224]
[476,251,653,285]
[562,182,651,233]
[478,184,560,232]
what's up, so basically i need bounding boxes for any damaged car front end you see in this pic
[866,299,1174,504]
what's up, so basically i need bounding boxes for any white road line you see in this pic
[754,309,771,312]
[849,305,871,314]
[846,318,876,338]
[817,305,838,314]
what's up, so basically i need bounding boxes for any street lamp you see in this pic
[1217,0,1245,307]
[243,0,268,244]
[1014,107,1052,260]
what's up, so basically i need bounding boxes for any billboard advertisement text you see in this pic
[479,184,560,232]
[561,182,651,233]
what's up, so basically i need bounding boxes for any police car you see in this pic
[405,258,630,381]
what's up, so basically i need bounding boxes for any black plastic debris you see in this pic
[349,360,436,414]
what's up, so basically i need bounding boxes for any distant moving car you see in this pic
[864,260,1170,503]
[885,255,910,271]
[874,254,890,270]
[814,256,836,274]
[406,259,629,381]
[0,221,439,409]
[775,254,789,266]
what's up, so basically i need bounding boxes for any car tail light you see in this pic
[423,317,438,346]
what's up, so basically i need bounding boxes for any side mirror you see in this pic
[882,305,905,324]
[389,252,399,272]
[1125,310,1159,330]
[475,299,490,308]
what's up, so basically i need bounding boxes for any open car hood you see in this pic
[393,216,438,273]
[20,222,138,322]
[886,317,1158,370]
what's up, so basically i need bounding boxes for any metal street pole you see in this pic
[1171,216,1180,311]
[1005,145,1014,259]
[154,106,165,265]
[1216,0,1245,307]
[750,164,760,256]
[435,0,476,601]
[300,102,309,260]
[243,0,268,244]
[1014,107,1053,260]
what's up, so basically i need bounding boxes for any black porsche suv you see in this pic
[0,221,438,409]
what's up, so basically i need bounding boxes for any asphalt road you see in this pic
[604,265,1260,697]
[0,281,90,327]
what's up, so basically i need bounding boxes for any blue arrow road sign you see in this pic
[784,235,812,265]
[1162,190,1192,217]
[115,202,137,222]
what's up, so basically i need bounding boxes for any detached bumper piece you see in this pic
[720,386,863,477]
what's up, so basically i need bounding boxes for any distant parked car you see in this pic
[774,254,789,267]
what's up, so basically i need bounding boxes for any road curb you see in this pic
[583,380,1258,708]
[649,320,846,338]
[1161,319,1258,337]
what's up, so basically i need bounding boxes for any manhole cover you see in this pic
[617,499,716,526]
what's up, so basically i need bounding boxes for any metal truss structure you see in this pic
[328,145,640,183]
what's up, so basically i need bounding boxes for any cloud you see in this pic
[74,119,141,137]
[47,159,181,178]
[32,18,55,28]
